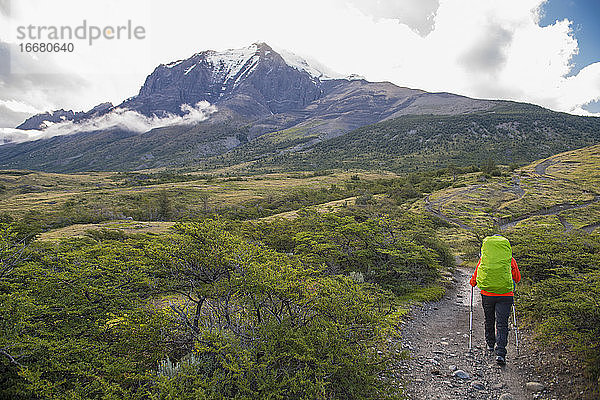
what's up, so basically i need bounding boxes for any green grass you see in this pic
[410,145,600,234]
[0,169,400,226]
[529,143,600,192]
[560,202,600,230]
[399,284,446,303]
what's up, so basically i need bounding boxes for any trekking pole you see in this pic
[469,285,473,352]
[512,281,519,355]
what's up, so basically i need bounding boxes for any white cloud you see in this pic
[1,0,599,128]
[0,99,40,114]
[0,101,216,144]
[0,40,93,127]
[0,127,31,144]
[341,0,440,36]
[559,62,600,115]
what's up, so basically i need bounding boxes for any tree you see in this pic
[157,189,173,221]
[447,162,459,182]
[197,191,210,212]
[0,223,30,280]
[482,157,497,175]
[150,219,403,399]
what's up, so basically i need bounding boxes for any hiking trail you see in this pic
[423,165,600,233]
[397,265,555,400]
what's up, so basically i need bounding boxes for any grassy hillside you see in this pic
[0,168,409,236]
[1,103,600,174]
[414,143,600,244]
[217,108,600,173]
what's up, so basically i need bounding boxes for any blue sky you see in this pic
[540,0,599,74]
[540,0,600,112]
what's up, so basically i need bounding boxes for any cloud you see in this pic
[0,103,32,128]
[0,0,150,127]
[0,41,92,127]
[342,0,440,36]
[367,0,600,116]
[0,0,9,17]
[459,24,513,75]
[557,62,600,115]
[0,101,217,144]
[0,99,40,114]
[0,127,31,144]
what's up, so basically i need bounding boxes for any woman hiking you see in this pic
[469,235,521,365]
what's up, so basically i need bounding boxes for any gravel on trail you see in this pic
[396,267,555,400]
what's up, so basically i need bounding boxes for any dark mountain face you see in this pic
[4,42,596,173]
[16,109,76,130]
[120,42,322,118]
[115,42,498,135]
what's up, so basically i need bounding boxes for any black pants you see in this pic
[481,294,513,357]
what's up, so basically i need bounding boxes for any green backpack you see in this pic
[476,235,513,294]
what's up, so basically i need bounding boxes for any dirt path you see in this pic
[398,267,550,400]
[423,172,599,233]
[533,159,558,177]
[498,195,600,231]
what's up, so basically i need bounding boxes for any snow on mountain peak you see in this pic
[204,44,261,89]
[163,42,347,84]
[274,46,343,80]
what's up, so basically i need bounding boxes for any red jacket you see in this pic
[469,257,521,296]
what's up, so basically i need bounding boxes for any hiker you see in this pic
[469,235,521,365]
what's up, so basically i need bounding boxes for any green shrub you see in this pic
[509,228,600,392]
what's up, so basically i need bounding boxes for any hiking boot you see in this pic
[487,345,495,352]
[496,355,506,365]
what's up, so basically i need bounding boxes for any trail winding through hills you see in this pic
[424,186,483,231]
[498,195,600,231]
[424,163,600,233]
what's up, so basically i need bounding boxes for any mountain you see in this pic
[17,102,114,130]
[113,42,498,139]
[1,42,599,172]
[121,42,323,119]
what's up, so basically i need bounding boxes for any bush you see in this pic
[245,211,444,296]
[508,227,600,392]
[150,220,403,399]
[0,203,450,398]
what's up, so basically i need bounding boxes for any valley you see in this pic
[1,142,599,399]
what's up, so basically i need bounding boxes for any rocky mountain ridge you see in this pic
[16,42,496,136]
